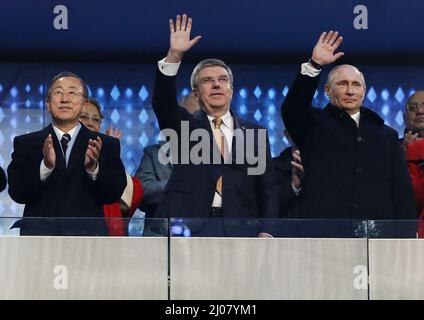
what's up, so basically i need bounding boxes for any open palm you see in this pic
[312,31,344,66]
[167,14,201,61]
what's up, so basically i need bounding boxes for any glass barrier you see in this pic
[1,217,421,239]
[168,218,370,238]
[366,220,419,238]
[0,216,168,237]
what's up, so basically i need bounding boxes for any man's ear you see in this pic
[324,84,330,98]
[46,99,51,113]
[193,89,199,102]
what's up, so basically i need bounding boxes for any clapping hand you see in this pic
[106,125,122,139]
[43,134,56,169]
[291,149,304,189]
[85,136,102,172]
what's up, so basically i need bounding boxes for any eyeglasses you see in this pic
[51,88,85,100]
[407,102,424,112]
[80,113,101,124]
[199,75,230,86]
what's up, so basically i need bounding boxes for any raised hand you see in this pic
[166,13,202,63]
[311,31,344,66]
[43,134,56,169]
[106,125,122,139]
[85,136,102,172]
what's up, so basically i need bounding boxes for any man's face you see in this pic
[47,77,87,126]
[324,66,365,115]
[80,102,102,132]
[194,66,233,116]
[404,91,424,132]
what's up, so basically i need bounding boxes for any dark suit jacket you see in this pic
[135,143,173,219]
[281,71,416,237]
[152,69,277,236]
[7,123,127,236]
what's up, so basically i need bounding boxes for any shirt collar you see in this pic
[350,111,361,127]
[52,123,81,140]
[207,110,233,129]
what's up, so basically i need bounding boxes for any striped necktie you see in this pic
[61,133,71,156]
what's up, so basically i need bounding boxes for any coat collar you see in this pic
[324,103,384,126]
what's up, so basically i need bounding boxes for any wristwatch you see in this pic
[308,58,323,70]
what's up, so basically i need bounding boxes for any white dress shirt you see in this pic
[158,58,235,208]
[40,123,99,181]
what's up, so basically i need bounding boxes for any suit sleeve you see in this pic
[7,136,53,203]
[278,178,297,218]
[281,71,320,148]
[257,130,278,219]
[93,137,127,204]
[152,68,190,132]
[135,147,168,205]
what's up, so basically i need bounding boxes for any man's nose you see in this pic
[60,94,71,102]
[346,85,354,95]
[212,78,222,87]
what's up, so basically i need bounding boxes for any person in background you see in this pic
[401,91,424,154]
[80,97,143,236]
[402,92,424,237]
[272,130,303,219]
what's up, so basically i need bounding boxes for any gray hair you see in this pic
[47,71,89,101]
[326,64,366,88]
[190,59,234,90]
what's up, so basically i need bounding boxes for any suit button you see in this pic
[355,168,363,174]
[357,137,365,143]
[352,203,360,209]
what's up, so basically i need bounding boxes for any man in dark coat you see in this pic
[7,71,126,236]
[281,31,416,237]
[151,14,277,237]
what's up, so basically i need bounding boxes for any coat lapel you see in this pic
[44,124,66,172]
[230,113,246,165]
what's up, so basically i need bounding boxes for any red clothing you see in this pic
[103,176,143,236]
[405,139,424,237]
